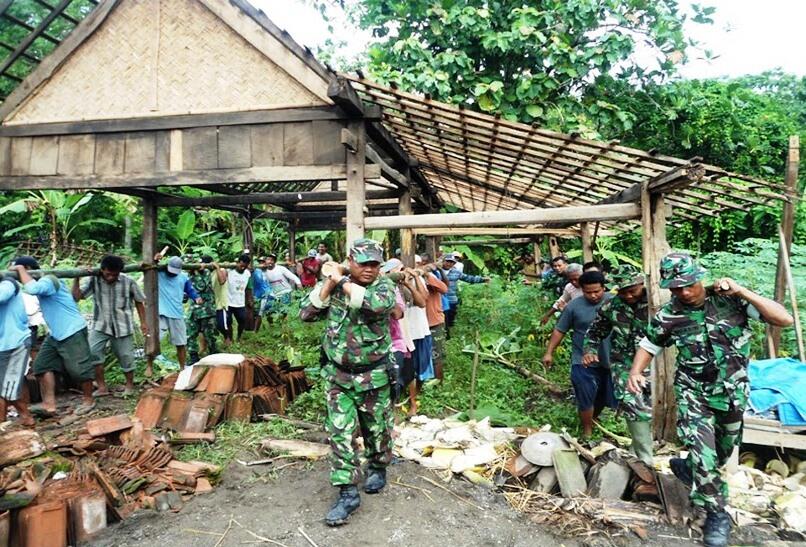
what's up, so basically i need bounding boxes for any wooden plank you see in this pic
[28,136,59,175]
[182,127,218,170]
[743,427,806,450]
[86,414,132,437]
[94,134,125,175]
[156,189,397,207]
[155,131,170,173]
[250,124,284,166]
[0,0,121,121]
[169,130,183,171]
[399,187,415,267]
[346,120,366,248]
[413,227,597,237]
[0,107,349,137]
[217,125,252,169]
[56,135,94,175]
[0,164,378,190]
[283,122,314,166]
[580,222,593,263]
[124,132,156,174]
[364,203,640,230]
[10,137,32,175]
[0,136,10,175]
[312,120,344,165]
[656,473,692,525]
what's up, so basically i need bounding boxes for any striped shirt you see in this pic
[81,274,145,337]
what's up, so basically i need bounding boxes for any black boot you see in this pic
[325,485,360,526]
[703,510,731,547]
[364,468,386,494]
[670,457,693,487]
[188,352,200,366]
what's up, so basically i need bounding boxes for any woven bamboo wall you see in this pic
[6,0,324,125]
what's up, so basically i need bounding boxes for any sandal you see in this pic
[30,405,57,419]
[73,402,97,415]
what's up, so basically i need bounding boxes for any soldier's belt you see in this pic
[332,359,386,374]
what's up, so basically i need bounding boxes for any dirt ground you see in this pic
[87,457,712,547]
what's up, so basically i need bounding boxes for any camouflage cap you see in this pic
[349,238,384,264]
[659,252,706,289]
[609,264,645,291]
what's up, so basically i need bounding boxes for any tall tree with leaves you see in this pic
[350,0,714,132]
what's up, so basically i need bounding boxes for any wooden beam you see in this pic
[399,187,415,267]
[548,236,561,258]
[345,120,366,247]
[328,76,364,117]
[154,189,398,207]
[641,183,677,442]
[0,164,380,190]
[364,203,640,230]
[0,106,351,137]
[413,227,600,237]
[0,0,72,82]
[770,135,801,355]
[425,235,440,261]
[0,0,121,121]
[141,197,160,360]
[442,238,533,245]
[365,144,408,187]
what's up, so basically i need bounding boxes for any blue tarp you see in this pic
[748,358,806,426]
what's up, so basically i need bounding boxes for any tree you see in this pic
[350,0,714,132]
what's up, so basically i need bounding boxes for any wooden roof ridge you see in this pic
[0,0,337,122]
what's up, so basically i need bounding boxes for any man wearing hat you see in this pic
[146,252,202,376]
[627,252,792,547]
[299,249,321,288]
[0,269,34,425]
[441,252,488,335]
[11,256,96,416]
[583,264,653,464]
[300,238,397,526]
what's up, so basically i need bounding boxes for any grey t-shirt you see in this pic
[556,293,612,368]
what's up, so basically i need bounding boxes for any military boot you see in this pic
[325,485,360,526]
[702,510,731,547]
[670,457,693,487]
[364,468,386,494]
[626,420,654,466]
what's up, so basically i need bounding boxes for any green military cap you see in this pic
[659,252,706,289]
[609,264,645,290]
[349,238,384,264]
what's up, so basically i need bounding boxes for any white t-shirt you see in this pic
[405,277,431,340]
[263,266,301,296]
[454,261,465,273]
[227,269,251,308]
[23,292,45,327]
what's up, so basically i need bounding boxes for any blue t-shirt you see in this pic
[556,293,612,368]
[0,279,31,351]
[158,271,198,319]
[251,269,269,299]
[24,276,87,341]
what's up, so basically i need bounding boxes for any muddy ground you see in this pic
[87,457,713,547]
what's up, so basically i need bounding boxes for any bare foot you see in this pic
[19,414,35,427]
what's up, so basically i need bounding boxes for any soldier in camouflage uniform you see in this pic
[583,264,653,464]
[300,238,397,527]
[186,256,220,365]
[627,252,792,547]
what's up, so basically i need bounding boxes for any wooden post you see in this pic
[399,187,415,267]
[288,225,297,263]
[580,222,593,263]
[641,184,677,441]
[425,235,440,262]
[141,197,160,360]
[345,120,366,253]
[770,135,800,356]
[242,210,254,254]
[548,236,562,258]
[532,237,542,265]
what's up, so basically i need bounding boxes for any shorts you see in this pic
[0,338,32,401]
[257,295,271,316]
[33,328,94,383]
[430,324,445,364]
[399,353,415,387]
[159,316,188,346]
[412,336,434,382]
[571,364,617,412]
[88,330,136,372]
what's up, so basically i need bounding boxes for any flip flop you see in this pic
[30,406,57,419]
[73,402,97,416]
[92,389,111,397]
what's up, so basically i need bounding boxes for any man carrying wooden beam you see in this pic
[299,239,397,527]
[627,252,793,547]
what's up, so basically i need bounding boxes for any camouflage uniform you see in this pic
[542,271,566,296]
[300,239,397,486]
[186,269,218,358]
[639,253,761,512]
[584,266,651,422]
